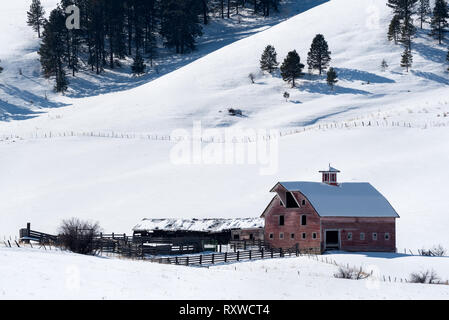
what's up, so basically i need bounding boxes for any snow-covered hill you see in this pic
[1,0,448,254]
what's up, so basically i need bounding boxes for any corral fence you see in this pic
[151,247,321,267]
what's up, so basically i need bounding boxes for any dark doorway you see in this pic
[325,230,339,249]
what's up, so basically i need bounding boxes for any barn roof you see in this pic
[133,218,264,232]
[275,182,399,218]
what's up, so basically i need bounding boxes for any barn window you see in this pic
[360,232,365,240]
[302,233,306,239]
[347,232,353,240]
[302,199,306,205]
[385,233,390,240]
[279,232,284,239]
[301,215,307,226]
[279,215,285,226]
[291,233,295,239]
[269,233,274,239]
[372,233,378,241]
[233,234,240,240]
[286,192,299,208]
[312,232,317,239]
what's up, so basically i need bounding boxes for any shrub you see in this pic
[419,245,446,256]
[58,218,102,255]
[334,266,370,280]
[409,270,440,284]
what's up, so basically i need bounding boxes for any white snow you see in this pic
[1,246,448,299]
[133,218,264,232]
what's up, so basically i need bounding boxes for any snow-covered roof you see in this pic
[133,218,264,232]
[277,182,399,218]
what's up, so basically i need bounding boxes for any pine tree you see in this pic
[418,0,431,29]
[131,51,146,75]
[280,50,304,87]
[307,34,331,75]
[27,0,46,38]
[388,15,401,43]
[326,67,338,89]
[387,0,418,51]
[38,7,69,93]
[260,45,279,74]
[430,0,449,44]
[400,48,413,72]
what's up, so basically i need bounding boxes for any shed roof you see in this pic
[275,181,399,218]
[133,218,264,232]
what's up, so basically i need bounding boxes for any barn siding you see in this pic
[264,191,321,250]
[321,217,396,252]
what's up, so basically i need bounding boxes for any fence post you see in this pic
[200,255,203,265]
[186,256,189,266]
[261,249,264,259]
[280,248,283,257]
[249,250,252,260]
[271,248,273,258]
[225,252,228,263]
[237,251,240,261]
[175,256,178,265]
[212,253,215,264]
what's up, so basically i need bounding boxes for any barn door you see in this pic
[325,230,340,250]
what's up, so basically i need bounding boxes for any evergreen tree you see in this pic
[131,51,146,75]
[307,34,331,75]
[388,15,401,43]
[418,0,431,29]
[280,50,304,88]
[160,0,203,54]
[387,0,418,51]
[38,7,69,93]
[430,0,449,44]
[326,67,338,89]
[27,0,46,38]
[260,45,279,74]
[400,48,413,72]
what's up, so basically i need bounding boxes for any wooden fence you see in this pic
[151,247,321,266]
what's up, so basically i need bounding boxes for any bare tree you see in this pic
[58,218,102,255]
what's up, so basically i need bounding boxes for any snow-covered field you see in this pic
[1,0,449,299]
[1,246,448,299]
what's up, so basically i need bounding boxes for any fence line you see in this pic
[1,118,448,144]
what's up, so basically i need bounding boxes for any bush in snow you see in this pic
[248,73,255,84]
[58,218,102,255]
[228,108,243,116]
[419,245,446,257]
[409,270,440,284]
[334,266,371,280]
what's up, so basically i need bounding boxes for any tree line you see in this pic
[387,0,449,72]
[26,0,282,93]
[258,34,338,93]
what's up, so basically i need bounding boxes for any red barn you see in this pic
[261,167,399,253]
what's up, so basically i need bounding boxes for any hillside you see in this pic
[0,0,448,255]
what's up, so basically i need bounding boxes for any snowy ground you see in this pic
[1,246,448,299]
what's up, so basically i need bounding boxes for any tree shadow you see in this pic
[288,105,360,127]
[334,68,395,84]
[413,42,448,64]
[0,83,69,121]
[411,70,449,85]
[299,81,371,95]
